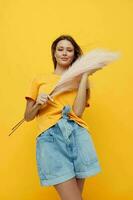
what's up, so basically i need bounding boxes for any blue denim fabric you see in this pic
[36,105,102,186]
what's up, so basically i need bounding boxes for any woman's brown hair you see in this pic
[51,34,90,100]
[51,34,83,70]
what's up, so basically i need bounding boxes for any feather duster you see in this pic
[8,48,121,136]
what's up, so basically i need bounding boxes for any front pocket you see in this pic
[37,129,54,142]
[38,134,54,143]
[36,135,55,179]
[76,132,98,166]
[36,135,65,179]
[74,123,92,136]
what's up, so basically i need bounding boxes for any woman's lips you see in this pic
[61,58,68,60]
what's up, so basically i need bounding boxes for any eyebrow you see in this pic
[57,46,74,49]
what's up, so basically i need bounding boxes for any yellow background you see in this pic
[0,0,132,199]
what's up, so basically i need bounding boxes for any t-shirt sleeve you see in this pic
[25,76,39,101]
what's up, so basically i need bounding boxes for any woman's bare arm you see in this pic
[72,73,89,117]
[24,92,51,121]
[24,99,43,121]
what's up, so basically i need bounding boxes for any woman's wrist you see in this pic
[34,102,43,109]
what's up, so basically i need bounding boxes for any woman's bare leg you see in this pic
[54,177,83,200]
[76,178,85,194]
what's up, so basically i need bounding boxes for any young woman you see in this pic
[24,35,101,200]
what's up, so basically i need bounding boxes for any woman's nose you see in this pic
[62,50,67,55]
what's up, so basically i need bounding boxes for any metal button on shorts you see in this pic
[36,105,102,186]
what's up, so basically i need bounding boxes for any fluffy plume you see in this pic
[49,48,120,97]
[8,48,121,136]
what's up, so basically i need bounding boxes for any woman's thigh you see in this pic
[76,177,85,194]
[54,176,83,200]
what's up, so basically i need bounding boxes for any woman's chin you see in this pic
[59,63,70,68]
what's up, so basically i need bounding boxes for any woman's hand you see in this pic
[36,93,53,110]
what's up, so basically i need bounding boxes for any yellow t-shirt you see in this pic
[25,72,91,138]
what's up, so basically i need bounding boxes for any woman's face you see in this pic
[54,39,75,68]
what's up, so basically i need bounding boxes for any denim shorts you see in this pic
[36,105,102,186]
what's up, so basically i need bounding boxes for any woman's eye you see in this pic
[57,49,73,52]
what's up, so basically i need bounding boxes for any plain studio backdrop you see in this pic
[0,0,132,200]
